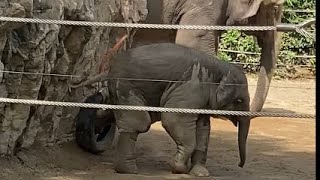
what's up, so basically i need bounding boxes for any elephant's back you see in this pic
[108,43,211,81]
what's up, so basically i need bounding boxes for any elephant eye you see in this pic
[236,99,243,103]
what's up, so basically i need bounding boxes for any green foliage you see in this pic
[218,0,316,78]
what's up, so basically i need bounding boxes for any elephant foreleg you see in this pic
[189,115,211,177]
[160,66,209,175]
[114,131,139,173]
[112,85,152,174]
[175,10,219,56]
[161,112,197,174]
[114,109,152,174]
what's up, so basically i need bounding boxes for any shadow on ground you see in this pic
[0,119,315,180]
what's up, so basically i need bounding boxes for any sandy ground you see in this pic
[0,76,315,180]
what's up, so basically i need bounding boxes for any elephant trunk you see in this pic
[249,4,283,112]
[237,116,251,168]
[249,60,273,112]
[250,27,276,112]
[250,29,282,112]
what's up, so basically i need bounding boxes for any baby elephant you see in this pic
[72,43,251,177]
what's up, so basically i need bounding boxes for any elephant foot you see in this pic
[114,132,138,174]
[114,160,138,174]
[170,153,191,174]
[189,164,210,177]
[190,150,210,176]
[171,161,190,174]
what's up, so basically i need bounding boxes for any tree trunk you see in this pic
[0,0,147,155]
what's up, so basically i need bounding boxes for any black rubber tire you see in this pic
[75,92,116,154]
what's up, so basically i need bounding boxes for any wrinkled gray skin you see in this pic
[74,43,251,176]
[133,0,284,113]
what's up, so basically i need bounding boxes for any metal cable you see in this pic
[230,62,315,68]
[0,16,315,39]
[0,16,276,31]
[219,49,316,59]
[0,16,315,42]
[283,9,315,13]
[0,70,81,78]
[0,97,315,119]
[0,70,315,89]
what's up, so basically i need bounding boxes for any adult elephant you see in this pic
[132,0,284,112]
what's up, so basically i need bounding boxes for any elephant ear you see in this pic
[241,0,264,19]
[215,71,236,108]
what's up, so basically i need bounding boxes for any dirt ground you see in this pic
[0,76,315,180]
